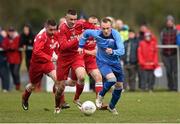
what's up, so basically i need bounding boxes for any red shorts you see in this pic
[84,55,97,73]
[29,61,55,84]
[57,54,85,81]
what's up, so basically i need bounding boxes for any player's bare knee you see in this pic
[78,76,85,84]
[65,79,76,86]
[55,84,65,94]
[94,74,102,82]
[26,83,35,92]
[107,77,117,82]
[55,81,65,90]
[70,80,76,86]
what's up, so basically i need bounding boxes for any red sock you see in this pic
[74,82,84,100]
[95,82,103,97]
[22,89,31,101]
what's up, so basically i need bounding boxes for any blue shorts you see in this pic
[97,61,124,82]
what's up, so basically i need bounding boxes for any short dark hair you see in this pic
[101,17,112,25]
[46,19,57,26]
[67,9,77,15]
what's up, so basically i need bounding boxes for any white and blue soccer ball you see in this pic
[81,101,96,116]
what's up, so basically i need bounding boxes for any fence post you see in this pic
[177,47,180,92]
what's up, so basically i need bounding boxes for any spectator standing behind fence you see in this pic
[138,32,159,91]
[115,19,129,42]
[19,24,35,70]
[137,23,158,89]
[160,15,177,91]
[122,29,139,91]
[0,29,11,92]
[138,23,158,44]
[1,27,22,90]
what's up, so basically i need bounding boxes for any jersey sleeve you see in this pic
[112,30,125,56]
[79,29,97,48]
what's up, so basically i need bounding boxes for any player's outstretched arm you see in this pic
[79,29,97,48]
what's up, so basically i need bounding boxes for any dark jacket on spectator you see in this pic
[19,25,35,70]
[0,35,7,63]
[122,38,139,65]
[160,27,177,56]
[19,27,35,57]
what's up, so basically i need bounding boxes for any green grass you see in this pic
[0,91,180,123]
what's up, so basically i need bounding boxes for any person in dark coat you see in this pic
[19,24,35,70]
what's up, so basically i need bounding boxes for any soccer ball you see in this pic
[81,101,96,116]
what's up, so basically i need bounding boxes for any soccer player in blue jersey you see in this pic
[78,17,125,115]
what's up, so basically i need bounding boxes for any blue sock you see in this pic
[109,88,122,109]
[99,81,115,97]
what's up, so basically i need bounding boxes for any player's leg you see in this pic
[108,81,123,115]
[95,63,116,108]
[89,69,108,110]
[22,83,36,110]
[54,80,65,113]
[107,65,124,115]
[89,69,103,97]
[22,63,42,111]
[73,67,86,107]
[49,70,70,109]
[85,56,107,108]
[85,55,103,97]
[53,84,70,109]
[72,55,86,107]
[55,61,70,113]
[96,72,117,107]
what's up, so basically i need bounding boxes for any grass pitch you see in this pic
[0,90,180,123]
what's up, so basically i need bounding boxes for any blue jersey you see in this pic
[79,29,125,65]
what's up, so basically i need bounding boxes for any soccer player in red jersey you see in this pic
[55,9,97,112]
[22,19,60,113]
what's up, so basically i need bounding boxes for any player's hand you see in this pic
[78,47,83,54]
[77,34,83,41]
[105,48,113,55]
